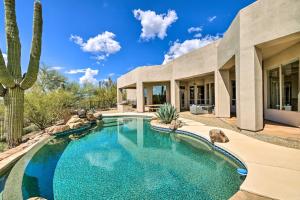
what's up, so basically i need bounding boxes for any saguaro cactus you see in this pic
[0,0,43,148]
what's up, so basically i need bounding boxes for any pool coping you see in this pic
[3,113,300,200]
[2,136,54,200]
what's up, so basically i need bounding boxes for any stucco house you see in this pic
[117,0,300,132]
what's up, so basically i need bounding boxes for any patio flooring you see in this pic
[179,111,300,149]
[149,116,300,200]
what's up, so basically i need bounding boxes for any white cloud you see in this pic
[49,66,63,71]
[133,9,178,40]
[70,31,121,62]
[194,33,202,38]
[188,26,202,33]
[66,67,99,84]
[208,16,217,22]
[66,69,87,74]
[2,53,7,65]
[108,73,115,77]
[79,68,99,85]
[163,34,222,64]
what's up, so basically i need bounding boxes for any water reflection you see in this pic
[117,118,239,189]
[22,137,70,200]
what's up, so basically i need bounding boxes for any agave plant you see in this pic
[156,103,178,124]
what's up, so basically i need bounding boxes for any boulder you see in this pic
[94,112,103,120]
[209,129,229,145]
[151,116,158,120]
[69,121,84,129]
[46,124,70,135]
[169,120,183,131]
[77,109,87,118]
[86,113,96,122]
[66,116,84,125]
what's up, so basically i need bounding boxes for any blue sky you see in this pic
[0,0,255,84]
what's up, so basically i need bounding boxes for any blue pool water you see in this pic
[22,117,244,200]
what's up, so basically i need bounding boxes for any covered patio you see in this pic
[143,81,171,112]
[177,73,215,114]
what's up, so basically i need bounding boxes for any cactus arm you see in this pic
[0,49,15,88]
[20,1,43,90]
[4,0,22,79]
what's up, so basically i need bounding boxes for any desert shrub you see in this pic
[23,124,40,135]
[25,88,75,130]
[156,103,178,124]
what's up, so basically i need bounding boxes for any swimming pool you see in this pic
[6,117,245,199]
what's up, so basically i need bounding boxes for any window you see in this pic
[152,85,166,104]
[268,60,299,112]
[211,83,215,105]
[180,86,185,109]
[281,61,299,111]
[231,80,236,106]
[268,68,280,109]
[197,85,204,104]
[144,88,147,105]
[190,86,195,105]
[206,84,210,104]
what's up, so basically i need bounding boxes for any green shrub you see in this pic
[25,88,75,130]
[156,103,178,124]
[23,124,40,135]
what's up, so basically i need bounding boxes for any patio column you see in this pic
[136,81,144,112]
[215,69,230,117]
[117,88,123,112]
[117,88,122,103]
[146,85,153,105]
[171,79,180,111]
[237,47,263,131]
[166,83,170,103]
[298,63,300,111]
[194,84,198,105]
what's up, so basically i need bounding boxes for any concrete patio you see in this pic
[150,116,300,200]
[179,111,300,149]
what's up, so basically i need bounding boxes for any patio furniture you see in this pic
[145,104,162,112]
[190,104,214,114]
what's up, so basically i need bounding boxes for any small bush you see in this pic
[23,124,40,135]
[156,103,178,124]
[25,88,75,130]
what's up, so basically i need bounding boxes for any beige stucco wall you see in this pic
[118,0,300,130]
[171,42,218,80]
[125,89,136,102]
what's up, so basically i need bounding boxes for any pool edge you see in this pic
[2,136,54,200]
